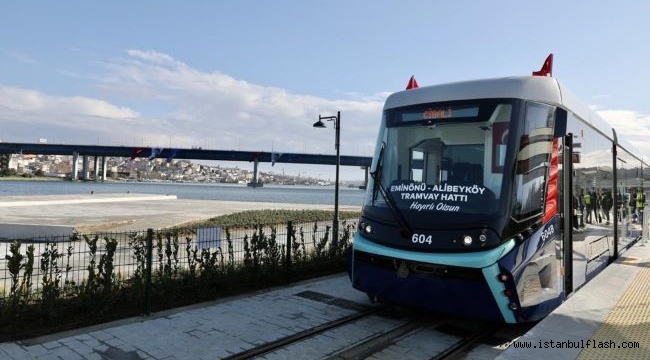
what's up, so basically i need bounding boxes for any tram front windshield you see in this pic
[366,100,519,222]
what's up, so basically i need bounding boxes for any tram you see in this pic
[347,55,647,323]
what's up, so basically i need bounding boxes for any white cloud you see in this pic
[126,49,181,67]
[91,50,383,154]
[597,110,650,136]
[597,109,650,162]
[0,50,383,169]
[7,51,38,65]
[0,86,138,119]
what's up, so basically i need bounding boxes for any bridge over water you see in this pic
[0,142,372,186]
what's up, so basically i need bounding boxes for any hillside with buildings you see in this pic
[0,153,359,187]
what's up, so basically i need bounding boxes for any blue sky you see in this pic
[2,1,650,181]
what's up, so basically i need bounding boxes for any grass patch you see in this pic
[188,209,360,228]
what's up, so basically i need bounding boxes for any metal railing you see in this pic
[1,218,357,316]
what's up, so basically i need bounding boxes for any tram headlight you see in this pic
[359,222,372,234]
[462,235,473,246]
[478,234,487,243]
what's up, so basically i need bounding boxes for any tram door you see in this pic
[615,146,643,251]
[561,134,573,295]
[565,116,616,293]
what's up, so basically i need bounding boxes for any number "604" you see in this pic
[411,233,432,244]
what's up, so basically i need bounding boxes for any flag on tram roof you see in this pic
[532,53,553,77]
[406,75,419,90]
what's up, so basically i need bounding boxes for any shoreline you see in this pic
[0,176,66,182]
[0,176,367,188]
[0,181,367,207]
[0,194,361,236]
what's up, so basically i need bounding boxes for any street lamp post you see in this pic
[313,111,341,249]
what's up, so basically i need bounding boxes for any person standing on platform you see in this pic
[601,191,613,225]
[578,188,585,227]
[630,188,637,222]
[572,194,581,231]
[636,188,646,225]
[616,191,624,221]
[591,188,601,224]
[584,189,593,224]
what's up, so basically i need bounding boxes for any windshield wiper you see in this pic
[370,144,413,237]
[371,144,385,203]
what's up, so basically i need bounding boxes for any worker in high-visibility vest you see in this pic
[636,189,646,225]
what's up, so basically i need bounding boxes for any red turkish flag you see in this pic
[406,75,419,89]
[532,54,553,76]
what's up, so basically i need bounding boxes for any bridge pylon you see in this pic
[0,153,11,176]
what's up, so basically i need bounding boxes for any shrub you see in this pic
[0,209,360,341]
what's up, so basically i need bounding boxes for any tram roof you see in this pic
[384,76,644,162]
[385,76,608,133]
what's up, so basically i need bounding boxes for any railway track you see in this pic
[220,294,526,360]
[221,303,392,360]
[427,322,500,360]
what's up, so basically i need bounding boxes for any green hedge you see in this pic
[0,209,360,341]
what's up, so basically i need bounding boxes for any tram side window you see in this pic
[512,102,555,220]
